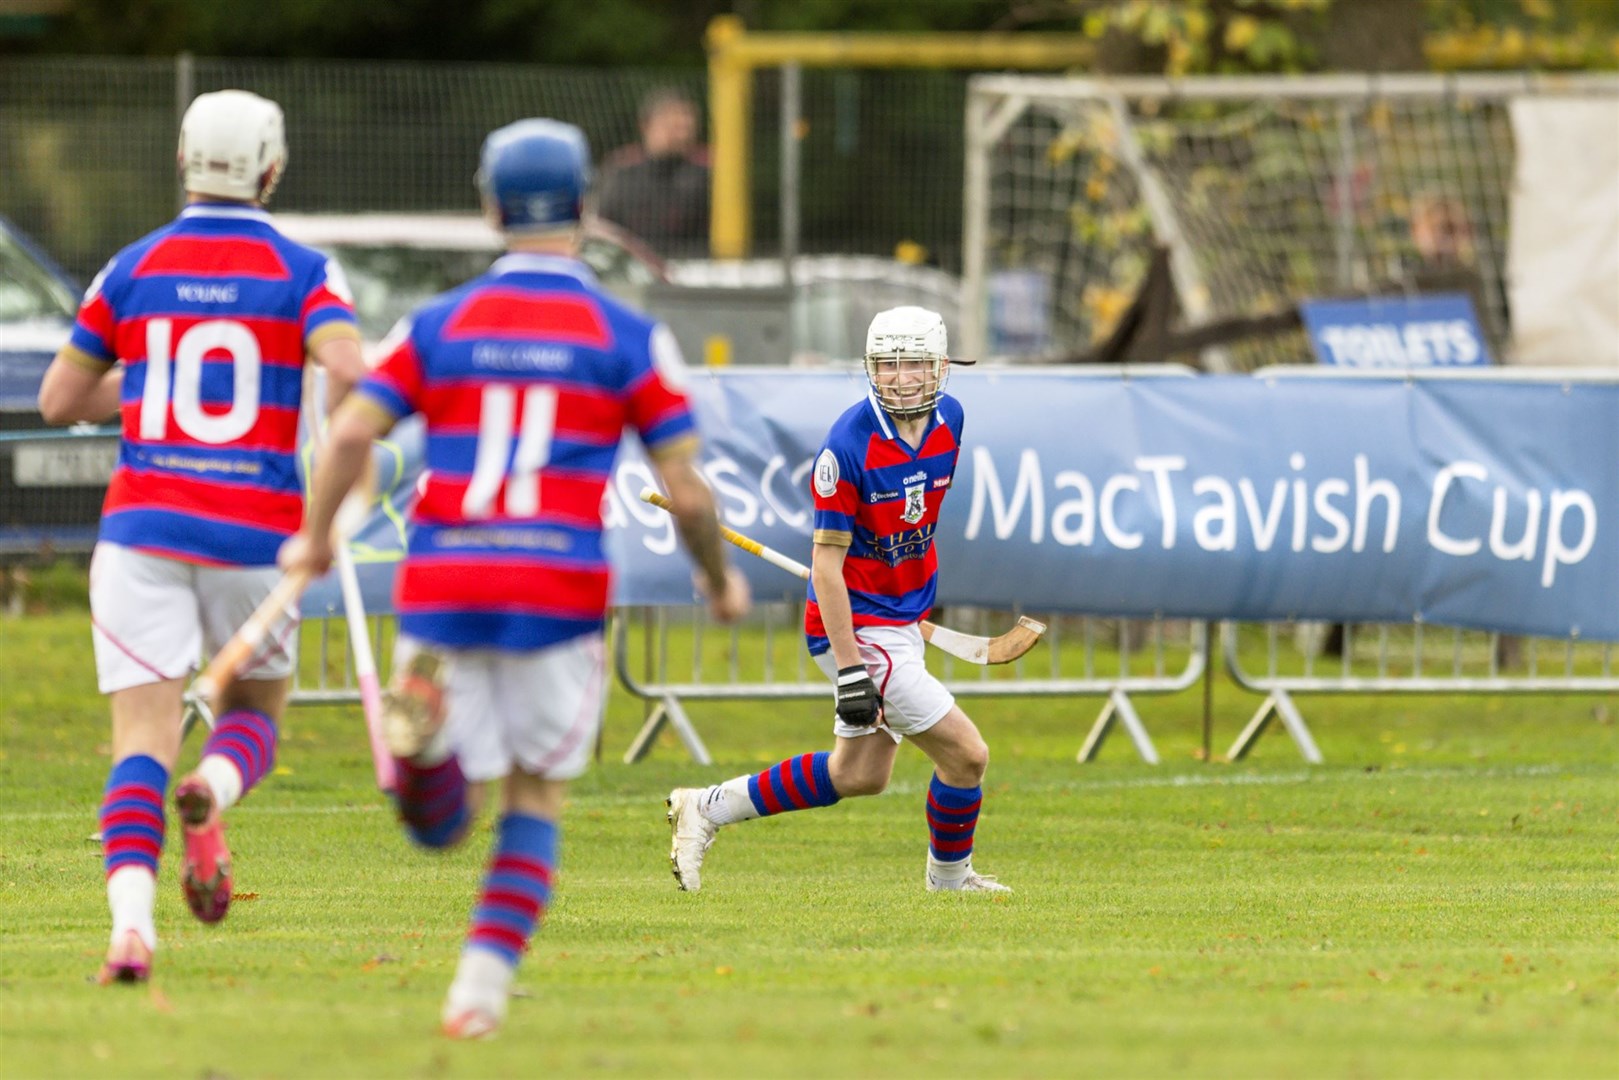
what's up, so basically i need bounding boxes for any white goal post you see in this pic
[961,72,1619,369]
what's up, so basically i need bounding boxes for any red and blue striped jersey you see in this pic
[356,253,697,652]
[804,392,964,654]
[66,204,358,566]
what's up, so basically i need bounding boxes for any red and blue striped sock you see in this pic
[465,813,557,967]
[102,754,168,878]
[395,754,469,849]
[926,774,981,865]
[745,751,840,816]
[199,709,277,804]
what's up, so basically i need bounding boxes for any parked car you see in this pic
[0,217,114,556]
[273,212,669,348]
[0,214,78,414]
[272,212,963,365]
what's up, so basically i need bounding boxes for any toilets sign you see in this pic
[1302,293,1493,368]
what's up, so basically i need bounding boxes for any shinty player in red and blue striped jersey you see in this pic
[281,118,748,1040]
[37,90,366,986]
[667,306,1012,895]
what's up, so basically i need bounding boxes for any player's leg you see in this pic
[88,544,202,982]
[442,769,563,1040]
[667,728,894,891]
[666,641,906,892]
[856,623,1009,893]
[907,707,1009,893]
[384,636,479,850]
[175,565,299,923]
[441,635,602,1039]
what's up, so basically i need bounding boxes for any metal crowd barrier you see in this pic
[283,607,1615,769]
[1221,620,1619,763]
[610,601,1205,765]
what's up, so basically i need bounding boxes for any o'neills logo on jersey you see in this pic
[901,481,926,524]
[814,449,839,497]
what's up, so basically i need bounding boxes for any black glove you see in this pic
[835,664,882,727]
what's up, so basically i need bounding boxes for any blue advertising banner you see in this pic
[311,368,1619,642]
[1300,293,1493,367]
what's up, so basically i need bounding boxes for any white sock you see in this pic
[927,854,969,883]
[107,866,157,950]
[699,777,760,826]
[197,755,244,812]
[446,946,514,1020]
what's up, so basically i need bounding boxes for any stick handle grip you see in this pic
[639,486,811,580]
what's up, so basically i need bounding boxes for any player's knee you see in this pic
[830,761,888,798]
[959,737,990,785]
[839,770,888,798]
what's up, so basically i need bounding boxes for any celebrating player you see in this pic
[666,306,1010,894]
[279,118,749,1039]
[36,90,366,984]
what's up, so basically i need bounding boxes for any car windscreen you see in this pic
[0,229,76,323]
[330,246,497,341]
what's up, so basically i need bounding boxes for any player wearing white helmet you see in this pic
[38,89,366,986]
[666,305,1012,896]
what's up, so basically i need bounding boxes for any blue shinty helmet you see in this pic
[476,119,592,232]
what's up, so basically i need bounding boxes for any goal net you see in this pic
[962,73,1619,370]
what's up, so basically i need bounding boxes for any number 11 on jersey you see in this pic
[462,384,558,520]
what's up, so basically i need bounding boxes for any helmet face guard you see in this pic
[862,305,965,420]
[864,352,949,420]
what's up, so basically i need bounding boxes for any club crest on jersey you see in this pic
[814,449,839,498]
[901,481,926,524]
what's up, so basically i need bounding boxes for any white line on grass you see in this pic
[2,763,1579,822]
[879,762,1567,798]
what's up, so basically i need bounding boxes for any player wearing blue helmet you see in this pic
[282,118,747,1039]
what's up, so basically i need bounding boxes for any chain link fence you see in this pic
[0,56,974,286]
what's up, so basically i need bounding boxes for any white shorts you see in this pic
[89,542,296,694]
[395,631,607,783]
[814,623,956,743]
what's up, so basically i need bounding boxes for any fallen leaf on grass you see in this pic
[231,891,259,902]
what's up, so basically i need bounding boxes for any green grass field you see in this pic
[2,610,1617,1078]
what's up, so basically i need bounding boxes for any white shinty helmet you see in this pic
[863,305,970,420]
[178,90,287,203]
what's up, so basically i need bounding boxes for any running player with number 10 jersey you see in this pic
[37,90,367,985]
[280,118,749,1039]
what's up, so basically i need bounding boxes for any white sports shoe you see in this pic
[926,864,1013,893]
[441,967,508,1040]
[666,788,719,892]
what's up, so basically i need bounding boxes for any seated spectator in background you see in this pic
[596,88,710,257]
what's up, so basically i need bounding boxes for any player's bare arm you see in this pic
[810,539,861,669]
[654,449,750,622]
[312,334,367,413]
[37,348,122,425]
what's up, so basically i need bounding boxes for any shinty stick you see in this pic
[637,487,1045,665]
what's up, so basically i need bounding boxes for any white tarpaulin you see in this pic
[1508,98,1619,367]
